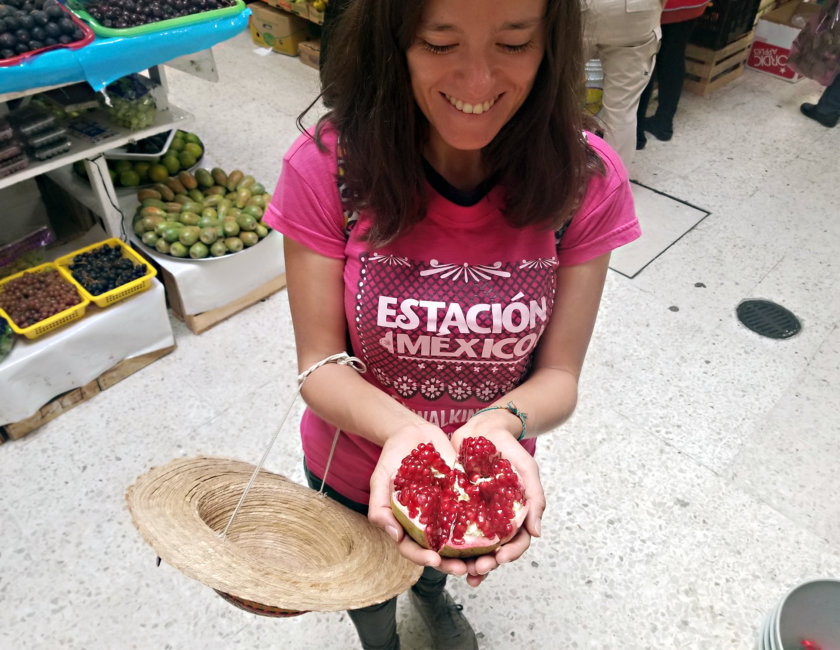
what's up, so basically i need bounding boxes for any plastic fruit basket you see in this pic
[0,4,95,68]
[0,263,89,340]
[55,238,157,308]
[65,0,246,38]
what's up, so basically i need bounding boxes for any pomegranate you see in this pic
[390,436,528,558]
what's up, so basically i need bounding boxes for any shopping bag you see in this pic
[788,0,840,86]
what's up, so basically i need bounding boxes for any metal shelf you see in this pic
[0,104,194,192]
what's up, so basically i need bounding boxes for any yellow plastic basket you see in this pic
[0,262,89,340]
[55,238,157,308]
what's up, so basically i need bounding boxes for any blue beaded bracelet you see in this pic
[471,401,527,441]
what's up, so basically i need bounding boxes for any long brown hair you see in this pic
[309,0,602,247]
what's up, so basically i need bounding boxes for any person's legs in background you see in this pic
[596,27,660,167]
[801,73,840,127]
[319,0,353,87]
[643,19,697,141]
[636,60,655,150]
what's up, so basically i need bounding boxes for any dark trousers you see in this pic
[304,462,447,650]
[319,0,353,83]
[818,73,840,114]
[637,20,697,130]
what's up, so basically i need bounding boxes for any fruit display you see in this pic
[0,226,54,280]
[390,436,528,558]
[100,73,157,130]
[7,105,72,161]
[64,242,148,296]
[0,121,27,178]
[0,0,91,64]
[73,129,205,188]
[73,0,238,30]
[0,267,83,329]
[0,316,14,361]
[131,167,273,260]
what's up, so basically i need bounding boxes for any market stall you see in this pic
[0,1,286,438]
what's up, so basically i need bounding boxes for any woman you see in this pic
[264,1,640,647]
[637,0,711,147]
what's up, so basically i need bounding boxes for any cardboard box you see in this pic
[308,2,325,25]
[262,0,294,12]
[298,39,321,70]
[249,3,308,56]
[294,1,310,19]
[747,0,821,81]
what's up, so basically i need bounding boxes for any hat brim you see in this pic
[126,456,423,612]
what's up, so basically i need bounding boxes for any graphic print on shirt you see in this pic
[353,252,558,407]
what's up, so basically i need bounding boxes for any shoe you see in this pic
[800,102,839,128]
[636,131,647,150]
[409,590,478,650]
[644,117,673,142]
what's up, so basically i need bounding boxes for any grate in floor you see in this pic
[736,299,801,339]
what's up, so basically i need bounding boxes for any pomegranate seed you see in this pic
[393,436,525,553]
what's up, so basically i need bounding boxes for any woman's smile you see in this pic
[443,92,501,115]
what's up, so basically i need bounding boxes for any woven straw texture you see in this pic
[126,457,423,612]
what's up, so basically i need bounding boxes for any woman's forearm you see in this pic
[465,366,579,440]
[298,362,433,446]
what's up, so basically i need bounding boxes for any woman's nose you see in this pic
[458,50,493,97]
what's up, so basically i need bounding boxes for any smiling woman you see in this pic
[406,1,547,186]
[266,0,642,648]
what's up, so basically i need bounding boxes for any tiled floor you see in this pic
[2,31,839,650]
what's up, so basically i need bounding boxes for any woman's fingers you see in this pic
[493,527,533,565]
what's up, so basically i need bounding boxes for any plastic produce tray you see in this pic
[104,129,177,161]
[66,0,245,38]
[0,262,89,340]
[0,4,95,68]
[55,238,157,308]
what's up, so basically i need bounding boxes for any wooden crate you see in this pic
[684,31,754,97]
[1,344,175,441]
[755,0,779,23]
[162,268,287,335]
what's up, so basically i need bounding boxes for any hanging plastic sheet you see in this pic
[0,9,250,97]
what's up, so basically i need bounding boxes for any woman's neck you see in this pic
[424,138,488,192]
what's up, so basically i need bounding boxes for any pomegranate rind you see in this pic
[390,491,529,558]
[391,493,434,550]
[440,500,528,558]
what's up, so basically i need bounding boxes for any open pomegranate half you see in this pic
[390,436,528,558]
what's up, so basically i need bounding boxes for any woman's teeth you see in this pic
[446,95,497,115]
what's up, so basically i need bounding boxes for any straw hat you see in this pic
[126,456,423,616]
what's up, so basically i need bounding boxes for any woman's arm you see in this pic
[463,251,612,440]
[285,236,472,574]
[450,252,611,583]
[285,236,430,444]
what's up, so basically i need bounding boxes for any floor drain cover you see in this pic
[736,299,801,339]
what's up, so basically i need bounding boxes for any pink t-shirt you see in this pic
[265,126,640,504]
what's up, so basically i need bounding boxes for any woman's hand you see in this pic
[450,420,546,587]
[367,423,473,578]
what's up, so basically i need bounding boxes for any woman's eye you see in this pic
[421,41,455,54]
[500,41,534,53]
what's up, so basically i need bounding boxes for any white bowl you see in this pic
[774,578,840,650]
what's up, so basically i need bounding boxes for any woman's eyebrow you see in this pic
[420,17,542,33]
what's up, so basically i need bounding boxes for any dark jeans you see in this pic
[637,19,697,129]
[817,73,840,114]
[319,0,353,84]
[304,461,447,650]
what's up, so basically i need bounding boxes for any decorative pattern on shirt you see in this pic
[354,252,558,404]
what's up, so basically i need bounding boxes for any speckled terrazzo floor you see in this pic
[1,30,839,650]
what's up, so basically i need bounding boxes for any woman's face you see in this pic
[406,0,547,158]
